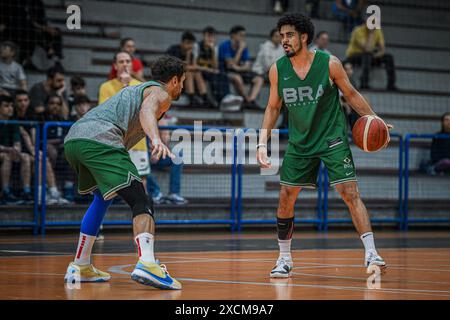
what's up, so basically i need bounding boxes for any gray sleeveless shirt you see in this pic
[64,80,162,150]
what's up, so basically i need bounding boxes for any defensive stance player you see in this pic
[63,55,185,289]
[257,14,390,278]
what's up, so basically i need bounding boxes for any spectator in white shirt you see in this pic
[309,31,331,55]
[252,28,284,78]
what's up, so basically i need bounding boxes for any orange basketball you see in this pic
[352,115,389,152]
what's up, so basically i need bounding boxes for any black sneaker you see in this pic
[3,192,21,204]
[201,95,218,108]
[191,95,204,107]
[243,100,262,110]
[21,192,34,205]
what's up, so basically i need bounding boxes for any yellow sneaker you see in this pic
[64,262,111,283]
[131,260,182,290]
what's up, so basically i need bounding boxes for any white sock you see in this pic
[360,232,377,255]
[74,233,96,265]
[278,239,292,260]
[135,232,156,263]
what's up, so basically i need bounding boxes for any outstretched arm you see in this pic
[139,87,174,160]
[257,63,283,168]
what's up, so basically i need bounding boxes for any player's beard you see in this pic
[285,42,302,58]
[174,89,182,100]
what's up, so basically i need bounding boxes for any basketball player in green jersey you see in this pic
[257,13,390,278]
[63,55,185,289]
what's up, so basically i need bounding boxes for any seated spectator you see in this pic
[68,75,88,117]
[0,95,32,204]
[109,37,145,82]
[29,64,69,120]
[13,90,68,204]
[310,31,332,54]
[193,26,229,108]
[219,25,264,109]
[428,113,450,175]
[167,31,215,108]
[43,94,72,204]
[252,28,284,78]
[147,116,187,205]
[69,95,91,122]
[344,22,397,91]
[0,41,27,96]
[99,51,141,102]
[332,0,365,34]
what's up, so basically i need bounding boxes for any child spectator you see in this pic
[13,90,68,204]
[70,95,91,122]
[68,75,88,117]
[0,95,32,204]
[0,41,27,96]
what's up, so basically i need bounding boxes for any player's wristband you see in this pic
[256,144,267,149]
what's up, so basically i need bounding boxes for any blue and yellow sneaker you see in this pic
[64,262,111,283]
[131,260,182,290]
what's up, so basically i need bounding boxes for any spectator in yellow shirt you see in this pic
[344,23,397,91]
[98,51,150,184]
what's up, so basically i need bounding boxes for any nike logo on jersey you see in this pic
[283,76,293,81]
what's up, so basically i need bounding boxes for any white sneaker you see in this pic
[152,192,165,204]
[220,94,243,112]
[46,193,59,205]
[57,196,71,205]
[270,257,293,278]
[365,251,387,274]
[165,193,188,205]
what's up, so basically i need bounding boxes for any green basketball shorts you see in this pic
[64,139,142,200]
[280,146,357,189]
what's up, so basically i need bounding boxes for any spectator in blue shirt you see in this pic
[218,25,264,110]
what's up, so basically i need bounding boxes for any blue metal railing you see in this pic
[0,120,40,234]
[2,121,450,234]
[402,133,450,230]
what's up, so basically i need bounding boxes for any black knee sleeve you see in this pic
[116,180,154,219]
[277,217,294,240]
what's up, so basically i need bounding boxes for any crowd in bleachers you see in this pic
[0,0,447,206]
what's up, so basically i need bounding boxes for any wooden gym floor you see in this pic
[1,230,450,300]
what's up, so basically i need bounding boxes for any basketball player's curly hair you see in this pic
[151,55,186,83]
[277,13,315,46]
